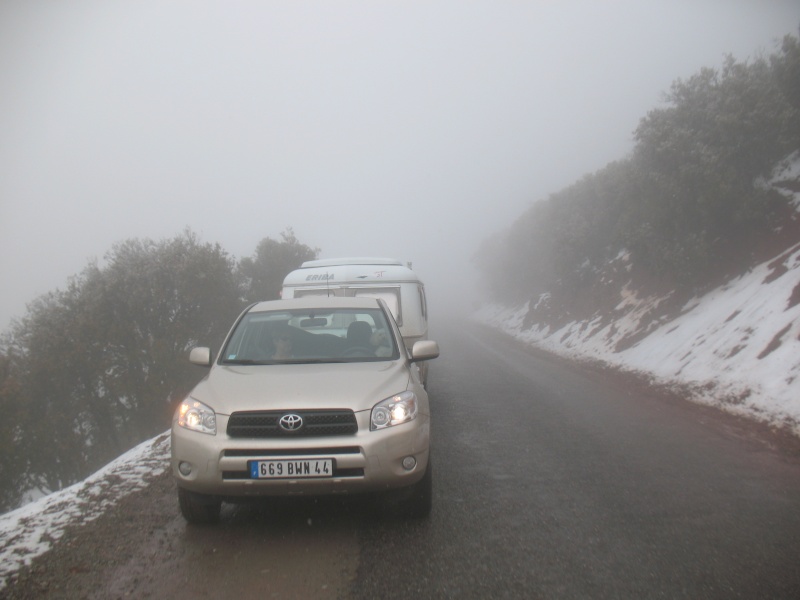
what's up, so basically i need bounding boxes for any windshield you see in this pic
[220,307,400,364]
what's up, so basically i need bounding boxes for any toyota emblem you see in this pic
[278,413,303,432]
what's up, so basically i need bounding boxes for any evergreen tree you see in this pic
[238,228,319,303]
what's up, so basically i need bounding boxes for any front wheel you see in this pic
[178,487,221,524]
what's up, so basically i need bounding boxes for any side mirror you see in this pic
[410,340,439,362]
[189,347,213,367]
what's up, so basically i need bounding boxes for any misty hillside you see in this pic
[474,33,800,434]
[476,33,800,303]
[476,37,800,435]
[475,153,800,435]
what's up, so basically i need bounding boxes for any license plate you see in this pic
[249,459,333,479]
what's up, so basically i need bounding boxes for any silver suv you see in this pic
[171,296,439,523]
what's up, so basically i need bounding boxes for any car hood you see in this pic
[189,360,411,415]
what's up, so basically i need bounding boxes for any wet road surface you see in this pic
[350,321,800,598]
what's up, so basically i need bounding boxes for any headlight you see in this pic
[371,391,418,430]
[177,398,217,435]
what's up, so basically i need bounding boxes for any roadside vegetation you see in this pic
[475,31,800,312]
[0,229,317,512]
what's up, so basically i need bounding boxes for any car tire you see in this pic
[386,459,432,518]
[178,487,222,524]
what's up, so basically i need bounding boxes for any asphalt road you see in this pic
[7,319,800,599]
[350,321,800,599]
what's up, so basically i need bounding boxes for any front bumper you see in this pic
[171,410,430,499]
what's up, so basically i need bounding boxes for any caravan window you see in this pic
[289,285,403,325]
[354,288,401,325]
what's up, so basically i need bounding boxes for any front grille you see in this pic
[227,410,358,438]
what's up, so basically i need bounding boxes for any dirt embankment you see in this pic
[4,466,361,600]
[3,467,178,599]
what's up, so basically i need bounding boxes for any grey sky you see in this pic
[2,0,799,330]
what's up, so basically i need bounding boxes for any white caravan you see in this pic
[281,257,430,381]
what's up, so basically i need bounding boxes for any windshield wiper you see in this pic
[222,359,273,365]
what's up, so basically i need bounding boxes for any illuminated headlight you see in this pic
[178,398,217,435]
[371,391,418,430]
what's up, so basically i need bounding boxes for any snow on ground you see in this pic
[0,432,170,590]
[769,150,800,211]
[474,242,800,435]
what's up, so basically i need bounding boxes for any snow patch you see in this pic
[767,150,800,210]
[475,244,800,435]
[0,433,171,590]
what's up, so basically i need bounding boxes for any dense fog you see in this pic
[2,1,799,327]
